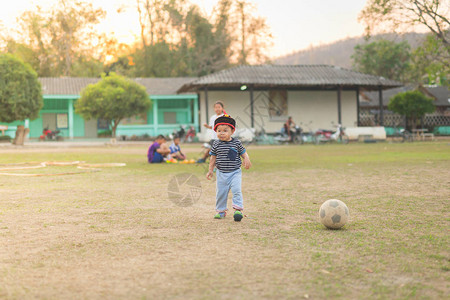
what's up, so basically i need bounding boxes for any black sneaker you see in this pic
[233,210,243,222]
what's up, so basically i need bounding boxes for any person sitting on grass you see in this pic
[147,135,170,163]
[169,136,186,161]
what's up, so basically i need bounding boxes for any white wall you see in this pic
[341,90,358,128]
[289,90,357,130]
[199,90,253,132]
[198,89,358,134]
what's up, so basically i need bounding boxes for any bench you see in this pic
[0,125,7,135]
[422,133,435,141]
[358,134,377,143]
[412,129,434,141]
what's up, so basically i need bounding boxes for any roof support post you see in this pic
[378,85,384,126]
[193,97,199,133]
[68,99,74,139]
[250,85,254,128]
[153,98,158,136]
[187,98,192,124]
[337,85,342,125]
[356,87,360,127]
[204,87,209,123]
[24,119,30,139]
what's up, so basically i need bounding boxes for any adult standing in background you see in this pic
[197,101,225,163]
[284,116,296,142]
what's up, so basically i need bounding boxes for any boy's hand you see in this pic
[206,170,213,180]
[243,157,252,169]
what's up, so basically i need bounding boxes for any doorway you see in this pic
[84,119,98,138]
[42,113,57,131]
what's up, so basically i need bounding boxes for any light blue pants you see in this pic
[216,168,243,212]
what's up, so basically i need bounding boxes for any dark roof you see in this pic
[39,77,197,96]
[40,78,99,95]
[133,77,197,95]
[426,86,450,106]
[360,85,450,107]
[177,65,402,92]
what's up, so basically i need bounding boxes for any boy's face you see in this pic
[216,125,234,141]
[173,138,180,145]
[156,138,165,144]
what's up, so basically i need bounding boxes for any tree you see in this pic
[388,90,435,129]
[211,0,233,68]
[6,0,106,77]
[75,73,151,138]
[233,0,272,64]
[131,0,230,76]
[125,0,272,77]
[352,39,411,82]
[209,0,272,65]
[409,33,450,85]
[0,54,43,145]
[359,0,450,47]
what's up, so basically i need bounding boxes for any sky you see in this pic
[0,0,368,58]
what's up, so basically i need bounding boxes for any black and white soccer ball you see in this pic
[319,199,349,229]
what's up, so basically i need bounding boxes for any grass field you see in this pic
[0,142,449,299]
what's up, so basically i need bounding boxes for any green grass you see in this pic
[0,142,449,299]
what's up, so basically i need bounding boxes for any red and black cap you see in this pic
[214,114,236,131]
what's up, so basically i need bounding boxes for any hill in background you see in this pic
[273,32,427,68]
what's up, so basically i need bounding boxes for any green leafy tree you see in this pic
[0,54,43,144]
[105,55,137,77]
[75,73,151,138]
[352,39,411,82]
[410,34,449,86]
[388,90,435,130]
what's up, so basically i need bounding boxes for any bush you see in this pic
[0,135,11,143]
[388,90,435,130]
[98,129,112,137]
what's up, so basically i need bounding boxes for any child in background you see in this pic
[147,135,170,163]
[184,126,196,142]
[206,114,251,221]
[169,136,186,161]
[197,101,225,163]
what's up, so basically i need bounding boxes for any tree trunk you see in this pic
[411,117,417,131]
[238,1,247,64]
[111,120,121,139]
[13,125,29,146]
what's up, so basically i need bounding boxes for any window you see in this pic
[56,114,68,129]
[164,112,177,124]
[98,119,109,129]
[121,114,147,125]
[268,90,288,120]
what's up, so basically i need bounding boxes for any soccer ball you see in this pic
[319,199,349,229]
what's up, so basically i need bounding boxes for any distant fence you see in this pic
[359,108,450,131]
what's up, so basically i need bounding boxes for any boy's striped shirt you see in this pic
[209,138,246,172]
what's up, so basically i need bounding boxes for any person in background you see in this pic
[184,126,196,142]
[169,135,186,161]
[147,135,170,163]
[197,101,225,163]
[284,116,296,142]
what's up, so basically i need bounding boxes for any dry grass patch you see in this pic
[0,142,448,299]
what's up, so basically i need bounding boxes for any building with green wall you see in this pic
[0,77,199,139]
